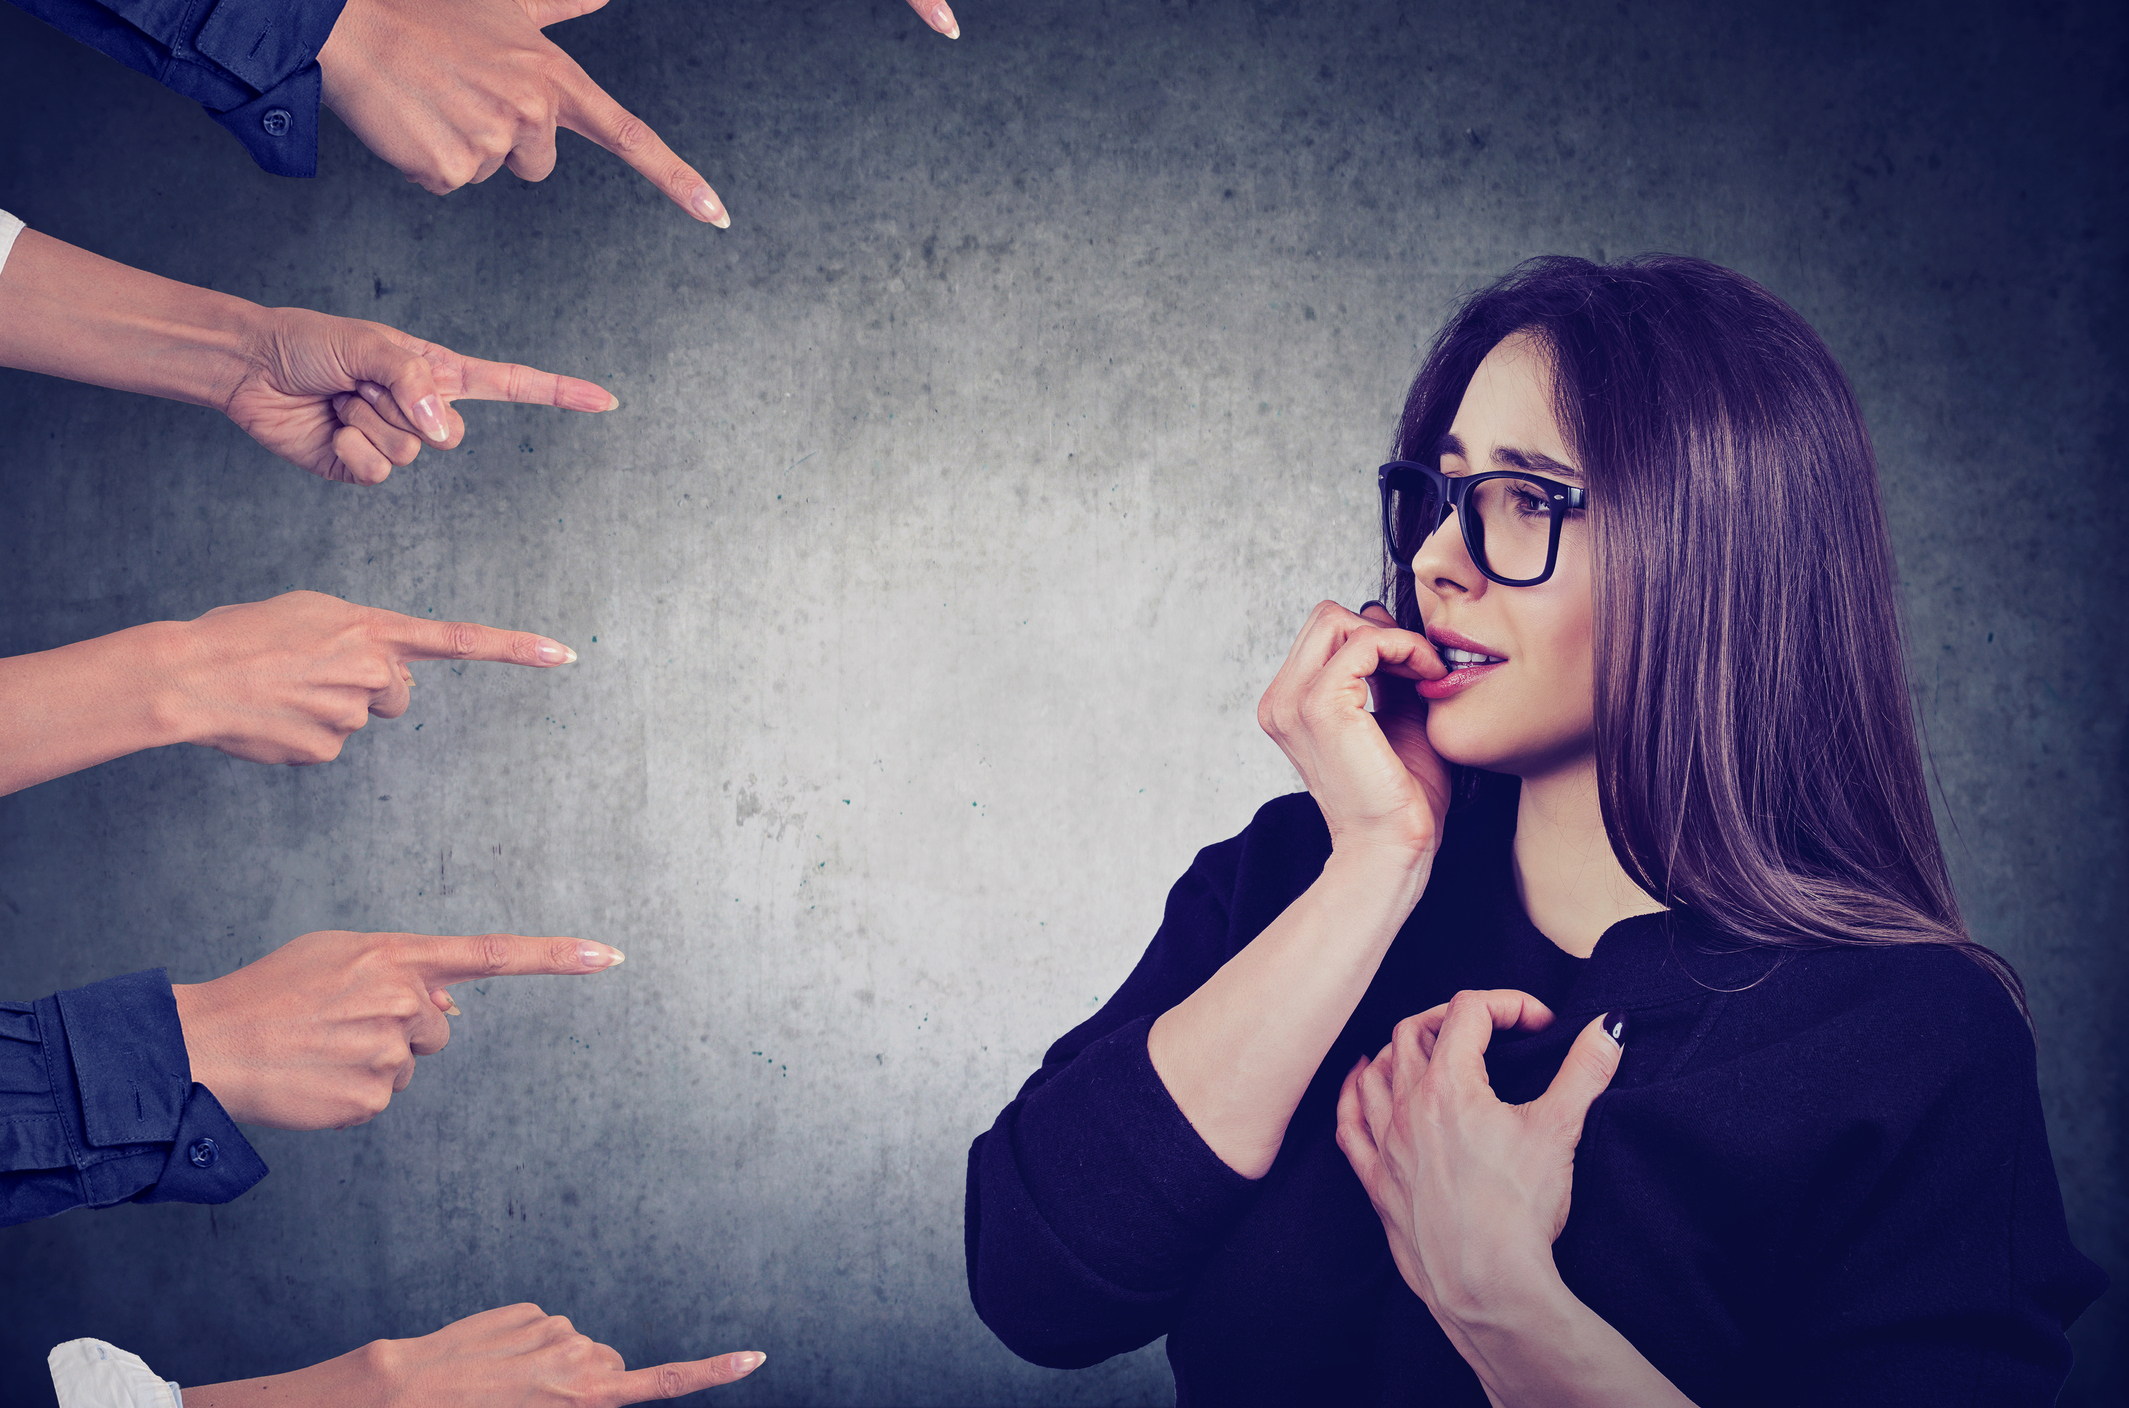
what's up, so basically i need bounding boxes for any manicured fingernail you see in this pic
[1601,1011,1629,1047]
[733,1352,766,1374]
[444,1001,463,1017]
[1360,600,1387,614]
[688,186,729,228]
[413,394,449,442]
[931,3,959,37]
[604,393,620,411]
[578,943,625,969]
[534,639,578,665]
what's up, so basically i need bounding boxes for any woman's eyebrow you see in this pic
[1435,431,1583,481]
[1495,446,1583,481]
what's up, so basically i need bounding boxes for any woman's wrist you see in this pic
[131,618,215,750]
[1431,1254,1699,1408]
[1320,838,1437,910]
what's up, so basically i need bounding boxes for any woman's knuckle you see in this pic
[609,114,652,155]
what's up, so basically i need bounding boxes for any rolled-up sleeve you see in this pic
[966,817,1285,1368]
[0,969,266,1227]
[10,0,349,176]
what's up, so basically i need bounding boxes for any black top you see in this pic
[965,783,2106,1406]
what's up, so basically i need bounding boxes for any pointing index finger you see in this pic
[414,933,626,986]
[451,355,618,413]
[554,64,727,227]
[382,612,579,668]
[617,1351,767,1403]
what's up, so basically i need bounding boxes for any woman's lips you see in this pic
[1417,660,1506,699]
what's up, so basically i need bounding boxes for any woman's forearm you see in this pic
[1443,1262,1698,1408]
[182,1343,382,1407]
[0,622,190,795]
[0,229,267,409]
[1147,847,1431,1179]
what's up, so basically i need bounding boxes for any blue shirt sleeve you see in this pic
[0,969,267,1227]
[9,0,349,176]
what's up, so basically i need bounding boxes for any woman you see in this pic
[963,255,2105,1405]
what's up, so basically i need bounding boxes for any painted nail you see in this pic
[1601,1011,1630,1047]
[412,394,449,442]
[734,1352,766,1374]
[534,640,578,666]
[688,186,729,228]
[1359,600,1387,615]
[931,3,959,38]
[578,943,625,970]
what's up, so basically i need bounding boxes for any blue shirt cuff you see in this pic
[46,970,266,1209]
[136,1084,268,1205]
[208,64,324,178]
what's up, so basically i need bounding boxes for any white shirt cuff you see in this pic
[47,1339,183,1408]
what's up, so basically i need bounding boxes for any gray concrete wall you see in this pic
[0,0,2120,1402]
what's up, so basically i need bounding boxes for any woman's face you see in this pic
[1411,332,1596,780]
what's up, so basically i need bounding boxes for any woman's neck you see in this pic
[1511,755,1666,959]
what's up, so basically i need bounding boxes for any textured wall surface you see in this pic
[0,0,2121,1402]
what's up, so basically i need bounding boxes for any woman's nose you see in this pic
[1410,507,1481,597]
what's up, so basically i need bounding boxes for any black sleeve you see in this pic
[964,801,1320,1368]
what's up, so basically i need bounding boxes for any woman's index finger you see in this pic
[553,64,727,226]
[452,354,617,413]
[614,1352,766,1404]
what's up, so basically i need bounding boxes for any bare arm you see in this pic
[183,1304,764,1407]
[1146,601,1449,1179]
[0,592,576,796]
[0,227,614,483]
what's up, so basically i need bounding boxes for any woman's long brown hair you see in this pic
[1385,255,2025,1016]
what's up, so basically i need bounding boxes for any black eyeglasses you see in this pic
[1378,460,1587,587]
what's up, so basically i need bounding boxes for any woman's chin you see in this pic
[1422,715,1517,774]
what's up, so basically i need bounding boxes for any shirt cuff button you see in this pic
[261,109,292,137]
[187,1137,220,1168]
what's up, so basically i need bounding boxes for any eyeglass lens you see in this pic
[1387,474,1559,582]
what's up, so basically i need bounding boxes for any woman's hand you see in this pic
[224,307,616,485]
[0,592,579,795]
[172,930,625,1130]
[183,1303,765,1407]
[167,590,577,765]
[318,0,961,221]
[1257,600,1452,863]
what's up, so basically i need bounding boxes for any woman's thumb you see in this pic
[339,324,450,443]
[1537,1011,1627,1143]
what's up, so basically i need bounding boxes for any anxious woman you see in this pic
[963,255,2105,1406]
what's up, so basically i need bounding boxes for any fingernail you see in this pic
[604,393,620,411]
[1601,1011,1630,1047]
[534,639,578,666]
[413,394,449,442]
[931,3,959,37]
[1360,600,1387,614]
[688,186,729,228]
[444,1001,463,1017]
[356,382,384,404]
[578,943,625,970]
[734,1352,766,1374]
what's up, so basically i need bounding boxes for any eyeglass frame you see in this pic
[1377,459,1587,588]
